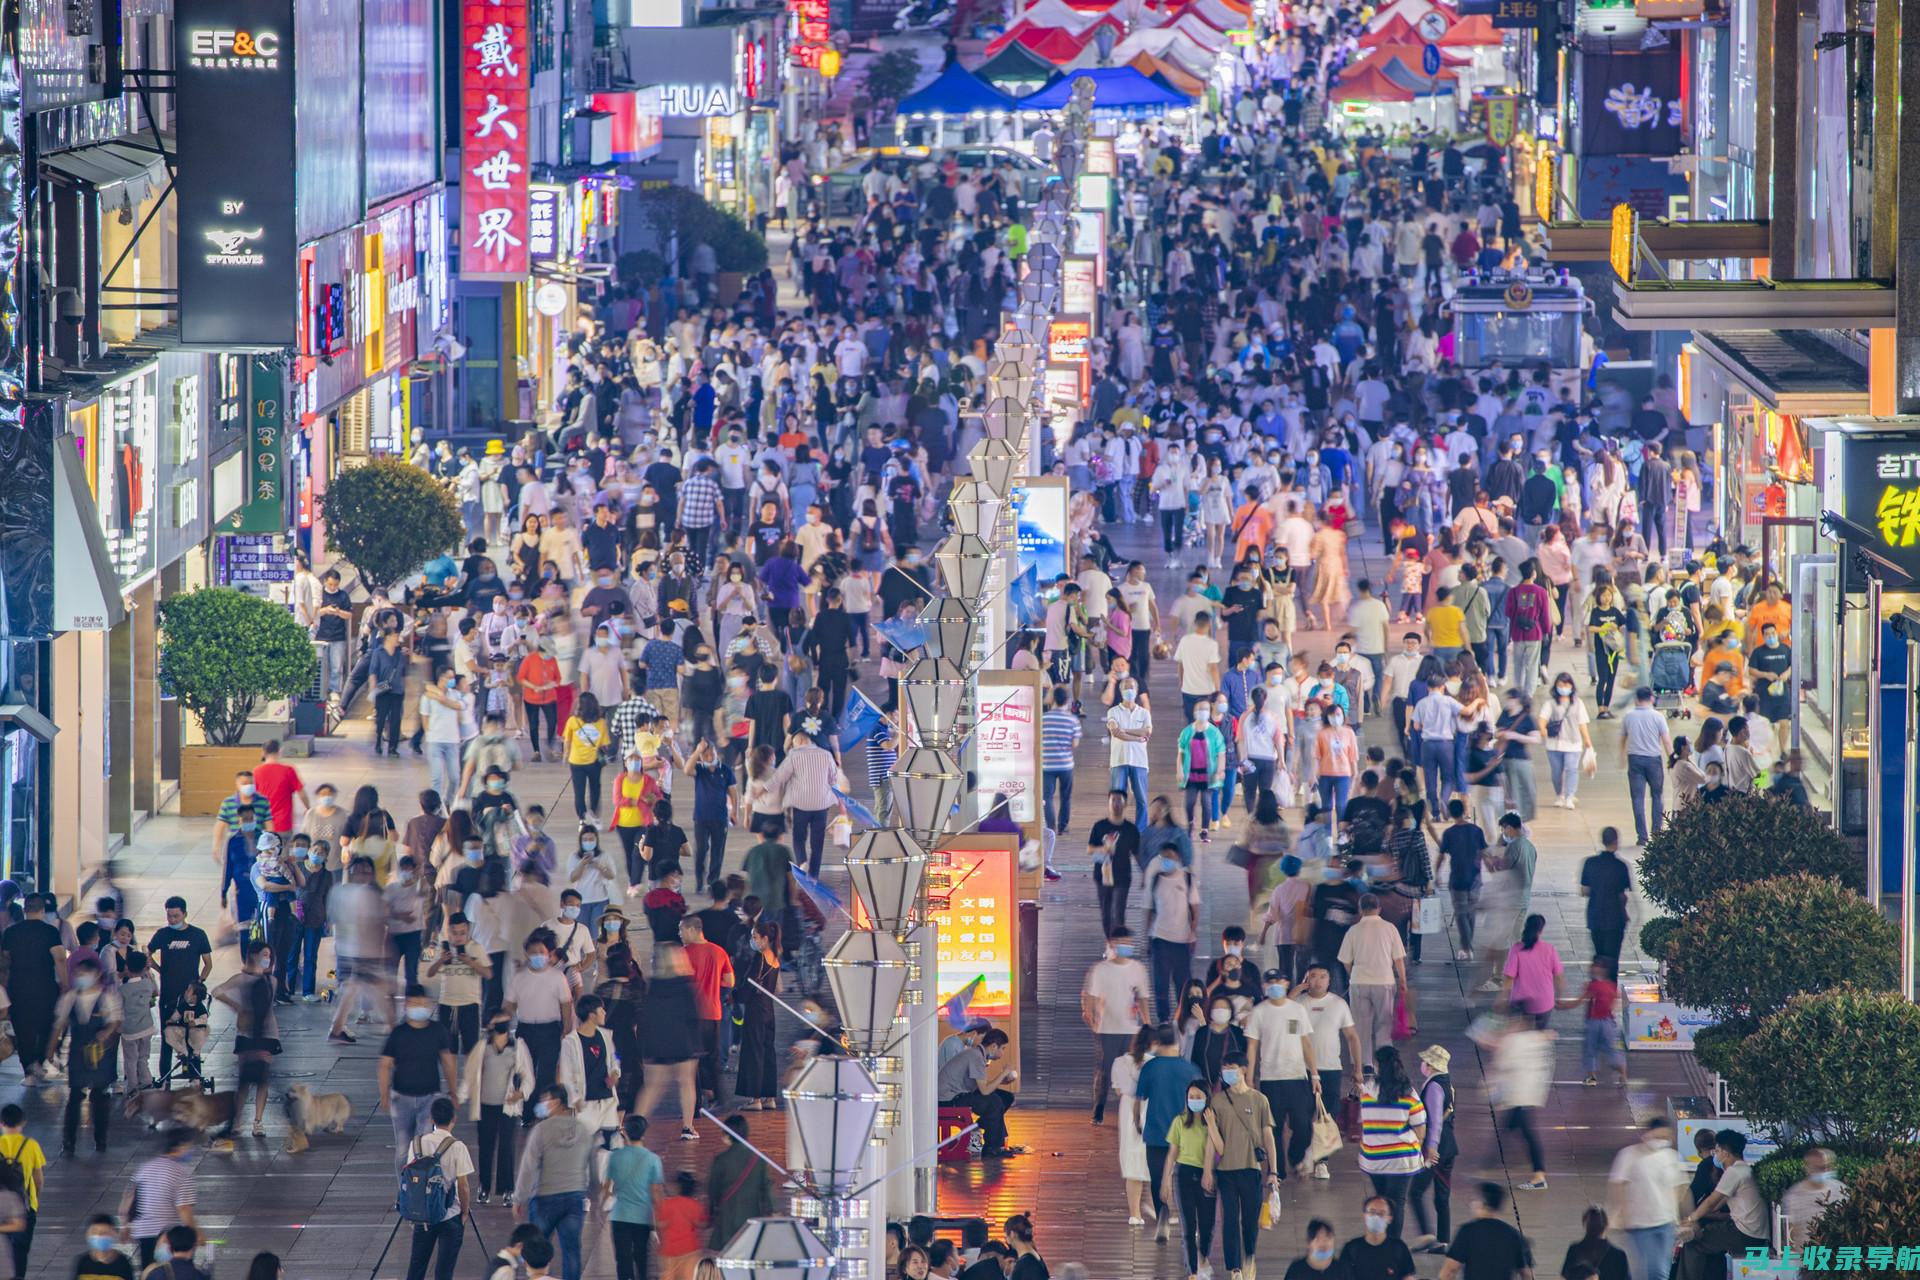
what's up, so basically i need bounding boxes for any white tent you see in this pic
[1184,0,1251,30]
[1161,11,1232,48]
[1367,0,1454,32]
[1105,24,1223,74]
[1016,0,1123,33]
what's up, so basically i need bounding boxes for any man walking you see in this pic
[1620,688,1673,846]
[1580,829,1633,963]
[1337,895,1408,1066]
[516,1085,595,1280]
[403,1096,475,1280]
[1080,927,1149,1124]
[1607,1118,1687,1280]
[1245,970,1319,1179]
[380,985,460,1175]
[1504,563,1553,700]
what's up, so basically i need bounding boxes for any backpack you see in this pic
[397,1134,458,1223]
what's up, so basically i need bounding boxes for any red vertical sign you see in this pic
[460,0,530,279]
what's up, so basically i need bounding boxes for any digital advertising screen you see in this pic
[1012,478,1069,584]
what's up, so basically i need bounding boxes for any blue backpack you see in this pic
[397,1134,458,1223]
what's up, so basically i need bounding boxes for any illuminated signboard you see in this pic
[1534,140,1555,222]
[460,0,531,279]
[1075,172,1112,212]
[176,0,297,345]
[974,674,1040,824]
[1070,210,1107,284]
[1012,478,1069,584]
[1062,256,1097,320]
[527,184,564,260]
[788,0,832,69]
[1085,137,1116,176]
[1609,202,1637,283]
[929,839,1018,1017]
[1841,434,1920,583]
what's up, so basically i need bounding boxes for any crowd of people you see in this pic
[0,1,1838,1277]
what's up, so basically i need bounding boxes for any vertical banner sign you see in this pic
[221,358,285,533]
[175,0,298,345]
[460,0,530,279]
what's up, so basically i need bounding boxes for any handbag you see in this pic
[1305,1100,1344,1164]
[1226,843,1253,869]
[1338,1093,1363,1141]
[1415,895,1444,935]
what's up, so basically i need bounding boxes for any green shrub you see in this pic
[1662,875,1898,1024]
[1728,989,1920,1154]
[1804,1147,1920,1268]
[1639,916,1681,964]
[319,457,464,592]
[1690,1019,1754,1076]
[630,186,767,274]
[1638,791,1862,915]
[159,588,316,746]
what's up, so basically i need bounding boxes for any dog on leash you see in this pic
[282,1083,353,1153]
[121,1086,237,1134]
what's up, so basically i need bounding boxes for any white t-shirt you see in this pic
[1348,597,1390,655]
[1716,1161,1769,1239]
[407,1131,476,1221]
[1607,1140,1686,1228]
[1107,702,1152,770]
[1082,959,1151,1036]
[1174,632,1221,696]
[1300,992,1357,1073]
[1245,999,1312,1081]
[420,691,464,744]
[1337,916,1406,986]
[1119,581,1156,629]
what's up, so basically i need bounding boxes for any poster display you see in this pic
[929,834,1020,1018]
[460,0,531,279]
[974,670,1043,825]
[1070,210,1107,283]
[1012,478,1069,583]
[364,0,437,203]
[294,0,362,242]
[1062,255,1098,322]
[1580,49,1683,157]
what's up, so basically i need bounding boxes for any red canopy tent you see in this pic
[1439,13,1501,43]
[1358,15,1420,46]
[1329,63,1418,102]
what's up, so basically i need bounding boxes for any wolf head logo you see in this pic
[205,227,264,255]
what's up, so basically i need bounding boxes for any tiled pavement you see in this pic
[7,513,1708,1278]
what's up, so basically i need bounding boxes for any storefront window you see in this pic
[462,295,504,427]
[0,640,46,889]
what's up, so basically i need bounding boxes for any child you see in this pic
[119,952,158,1091]
[1561,955,1628,1087]
[74,1212,133,1280]
[654,1171,709,1280]
[1394,547,1429,622]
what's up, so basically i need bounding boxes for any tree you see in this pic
[1727,989,1920,1155]
[1638,791,1862,916]
[1662,875,1898,1024]
[159,589,316,746]
[1803,1147,1920,1269]
[319,457,464,593]
[864,50,924,110]
[630,186,768,274]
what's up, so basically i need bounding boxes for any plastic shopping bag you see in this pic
[1416,895,1444,935]
[1261,1183,1285,1229]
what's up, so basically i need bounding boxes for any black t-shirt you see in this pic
[1447,1217,1533,1280]
[1221,585,1265,642]
[1285,1259,1358,1280]
[1341,795,1392,854]
[1341,1236,1417,1280]
[645,823,689,879]
[315,588,352,642]
[1497,708,1537,761]
[145,924,213,996]
[683,665,725,714]
[381,1019,451,1097]
[1580,852,1632,930]
[1010,1254,1049,1280]
[745,689,794,754]
[75,1254,137,1280]
[1440,823,1486,890]
[1089,818,1140,882]
[1748,644,1792,712]
[2,918,61,994]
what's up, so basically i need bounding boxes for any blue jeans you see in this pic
[1149,937,1192,1023]
[1317,775,1351,821]
[1548,749,1582,800]
[301,926,324,997]
[1627,753,1665,844]
[1110,764,1149,829]
[1043,768,1074,834]
[1419,737,1456,808]
[529,1192,586,1280]
[1583,1016,1624,1076]
[1624,1224,1675,1280]
[389,1092,439,1175]
[426,740,462,802]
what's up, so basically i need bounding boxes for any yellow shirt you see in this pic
[0,1133,44,1209]
[1427,604,1466,649]
[563,716,610,767]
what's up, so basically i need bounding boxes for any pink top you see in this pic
[1503,942,1564,1014]
[1537,539,1574,586]
[1314,725,1359,778]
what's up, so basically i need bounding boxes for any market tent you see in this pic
[1161,11,1231,46]
[1329,63,1417,102]
[1022,65,1195,109]
[1373,53,1458,92]
[1108,24,1222,73]
[1127,51,1205,95]
[897,61,1022,115]
[1348,41,1468,70]
[975,40,1059,89]
[1013,0,1119,33]
[1182,0,1251,27]
[1368,0,1454,31]
[1358,14,1420,45]
[1439,12,1501,42]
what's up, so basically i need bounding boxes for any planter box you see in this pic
[178,744,261,816]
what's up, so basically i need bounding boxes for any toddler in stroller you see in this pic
[160,983,212,1089]
[1649,632,1695,719]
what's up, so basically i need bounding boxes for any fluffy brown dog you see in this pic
[282,1083,353,1153]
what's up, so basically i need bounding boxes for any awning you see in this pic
[1691,330,1870,415]
[0,700,57,745]
[52,440,126,633]
[1611,279,1895,332]
[41,136,170,206]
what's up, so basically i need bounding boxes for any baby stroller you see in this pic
[1649,635,1695,719]
[158,986,213,1090]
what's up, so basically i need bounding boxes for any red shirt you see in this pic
[684,939,735,1020]
[1585,978,1618,1022]
[654,1196,708,1256]
[252,761,303,832]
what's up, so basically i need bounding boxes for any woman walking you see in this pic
[734,921,781,1110]
[1109,1026,1155,1228]
[1501,914,1563,1029]
[561,693,610,823]
[1491,1012,1554,1189]
[1542,675,1592,810]
[1159,1079,1220,1280]
[1357,1046,1428,1239]
[462,1014,532,1205]
[1586,582,1630,712]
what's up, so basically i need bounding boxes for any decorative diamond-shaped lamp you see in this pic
[846,828,929,935]
[946,479,1003,537]
[934,533,994,604]
[967,439,1022,502]
[900,656,968,750]
[717,1219,835,1280]
[783,1055,883,1197]
[826,929,912,1055]
[890,746,965,844]
[916,597,978,664]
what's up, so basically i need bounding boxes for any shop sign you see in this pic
[528,183,564,260]
[1074,172,1112,212]
[1069,210,1107,284]
[659,82,739,116]
[533,281,569,316]
[588,89,664,162]
[1061,256,1097,320]
[220,358,286,534]
[1581,49,1684,157]
[460,0,530,279]
[621,25,754,116]
[788,0,831,69]
[1085,137,1116,176]
[169,376,201,465]
[176,0,297,344]
[1485,95,1517,147]
[1609,202,1637,283]
[973,677,1039,825]
[1534,139,1555,221]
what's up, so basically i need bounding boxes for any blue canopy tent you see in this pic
[1020,67,1194,115]
[897,63,1022,117]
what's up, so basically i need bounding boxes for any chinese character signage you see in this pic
[929,837,1019,1017]
[788,0,831,69]
[175,0,297,345]
[1609,202,1637,283]
[1837,433,1920,582]
[1580,49,1684,157]
[527,184,563,261]
[219,358,285,534]
[460,0,530,280]
[975,671,1042,824]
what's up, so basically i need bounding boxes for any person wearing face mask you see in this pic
[1676,1131,1767,1280]
[209,770,271,873]
[1288,1219,1358,1280]
[566,825,620,937]
[556,995,622,1151]
[1342,1193,1418,1280]
[463,1016,533,1208]
[1161,1080,1222,1280]
[1746,621,1792,724]
[502,935,576,1098]
[379,985,459,1175]
[74,1212,134,1280]
[1204,1049,1279,1279]
[1176,702,1229,843]
[1106,677,1155,831]
[1775,1146,1846,1254]
[1082,926,1150,1126]
[50,957,121,1155]
[515,1085,596,1280]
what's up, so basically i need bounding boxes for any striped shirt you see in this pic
[865,737,898,788]
[127,1152,197,1239]
[1358,1085,1427,1175]
[1041,709,1082,771]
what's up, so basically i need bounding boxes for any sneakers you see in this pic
[476,1191,490,1206]
[1524,1174,1548,1190]
[501,1194,514,1209]
[1584,1074,1599,1087]
[1477,978,1504,993]
[1044,868,1063,882]
[1128,1217,1146,1228]
[680,1127,698,1142]
[328,1031,357,1045]
[1313,1162,1330,1180]
[1454,948,1472,962]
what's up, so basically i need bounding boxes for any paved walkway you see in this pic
[4,511,1707,1278]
